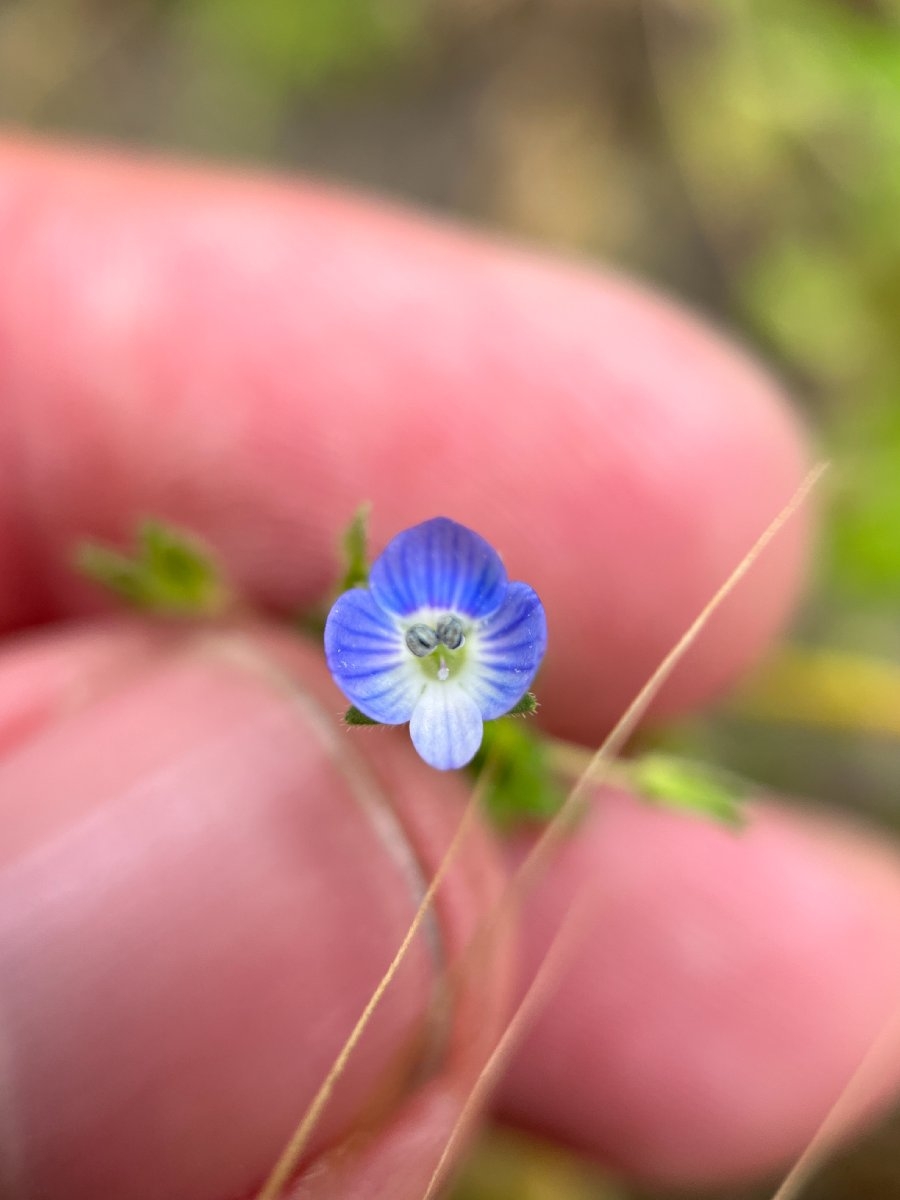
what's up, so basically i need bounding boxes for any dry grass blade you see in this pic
[254,779,484,1200]
[417,462,826,1198]
[519,461,828,890]
[420,893,592,1200]
[768,1001,900,1200]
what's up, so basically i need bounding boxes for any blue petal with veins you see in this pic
[325,517,547,770]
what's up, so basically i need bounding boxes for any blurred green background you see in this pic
[2,0,899,1196]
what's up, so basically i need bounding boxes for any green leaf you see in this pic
[628,753,748,828]
[73,545,149,607]
[343,706,381,726]
[472,718,565,831]
[339,503,372,592]
[75,520,230,616]
[504,692,539,717]
[295,504,372,634]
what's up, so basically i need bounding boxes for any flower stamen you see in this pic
[405,623,438,657]
[436,615,465,650]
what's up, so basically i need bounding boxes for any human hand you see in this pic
[1,137,899,1200]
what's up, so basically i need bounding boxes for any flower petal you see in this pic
[324,587,422,723]
[370,517,508,619]
[465,582,548,719]
[409,683,484,770]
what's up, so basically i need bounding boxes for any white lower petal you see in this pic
[409,683,484,770]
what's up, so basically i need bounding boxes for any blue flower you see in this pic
[324,517,547,770]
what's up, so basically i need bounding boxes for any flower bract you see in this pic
[324,517,547,770]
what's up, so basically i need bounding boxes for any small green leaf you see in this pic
[295,503,372,634]
[628,753,748,829]
[504,692,539,717]
[75,520,230,616]
[344,706,382,726]
[74,545,149,606]
[472,718,565,830]
[139,521,225,610]
[339,503,372,592]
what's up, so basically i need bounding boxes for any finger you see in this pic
[0,621,513,1200]
[495,790,900,1186]
[0,620,177,757]
[0,136,812,741]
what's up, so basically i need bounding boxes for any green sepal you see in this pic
[297,503,372,636]
[75,520,230,616]
[503,691,538,717]
[629,753,748,829]
[472,717,565,830]
[344,706,382,726]
[339,503,372,592]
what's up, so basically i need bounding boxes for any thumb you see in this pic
[0,620,513,1200]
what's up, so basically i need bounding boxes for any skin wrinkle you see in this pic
[191,631,451,1047]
